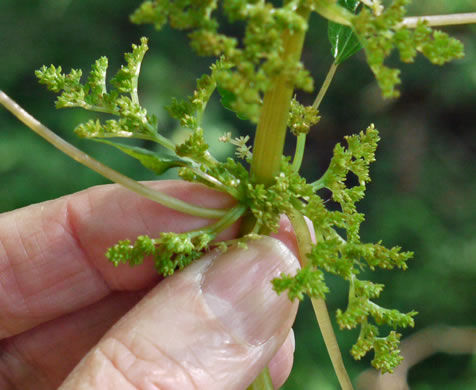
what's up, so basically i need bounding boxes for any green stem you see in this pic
[247,367,274,390]
[190,167,241,199]
[291,60,339,175]
[246,8,311,388]
[313,62,339,111]
[310,174,327,191]
[401,12,476,28]
[69,101,177,151]
[201,204,248,236]
[288,208,354,390]
[250,8,311,186]
[292,133,307,172]
[148,126,177,151]
[0,91,228,219]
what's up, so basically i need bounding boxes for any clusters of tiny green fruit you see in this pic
[35,0,466,375]
[352,0,464,97]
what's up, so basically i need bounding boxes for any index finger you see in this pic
[0,180,237,339]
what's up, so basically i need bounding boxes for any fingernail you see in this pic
[202,237,299,345]
[289,328,295,352]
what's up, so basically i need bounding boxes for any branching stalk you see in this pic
[0,91,228,219]
[311,174,327,191]
[401,12,476,28]
[288,208,354,390]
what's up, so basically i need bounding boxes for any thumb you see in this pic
[59,236,300,390]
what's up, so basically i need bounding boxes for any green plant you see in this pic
[1,1,475,389]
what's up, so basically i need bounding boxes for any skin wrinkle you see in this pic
[96,343,141,390]
[1,291,146,390]
[64,195,110,294]
[0,217,31,337]
[36,202,93,302]
[98,335,197,390]
[0,195,110,339]
[32,203,100,313]
[129,332,199,390]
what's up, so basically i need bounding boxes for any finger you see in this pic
[60,237,300,390]
[268,329,295,389]
[0,181,236,339]
[0,291,147,390]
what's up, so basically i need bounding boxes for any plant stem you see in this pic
[250,8,311,186]
[0,91,228,219]
[246,8,311,389]
[288,208,354,390]
[401,12,476,28]
[201,204,248,236]
[310,174,326,191]
[291,61,339,175]
[313,62,339,111]
[247,367,274,390]
[292,133,307,172]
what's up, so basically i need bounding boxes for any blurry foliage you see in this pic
[1,0,475,388]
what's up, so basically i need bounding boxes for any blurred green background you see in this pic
[1,1,475,389]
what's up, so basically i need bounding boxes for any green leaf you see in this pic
[217,86,249,120]
[217,85,235,112]
[95,139,190,174]
[328,0,362,64]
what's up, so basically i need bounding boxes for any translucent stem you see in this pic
[0,91,228,219]
[288,208,354,390]
[401,12,476,28]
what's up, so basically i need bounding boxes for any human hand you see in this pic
[0,181,300,389]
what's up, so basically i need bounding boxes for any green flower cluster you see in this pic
[272,126,416,372]
[35,38,163,143]
[352,0,464,97]
[107,232,213,276]
[288,98,321,136]
[132,0,313,122]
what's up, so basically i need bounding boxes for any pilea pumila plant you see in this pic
[1,1,475,389]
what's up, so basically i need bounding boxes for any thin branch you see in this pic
[0,91,229,219]
[288,208,354,390]
[401,12,476,29]
[313,62,339,111]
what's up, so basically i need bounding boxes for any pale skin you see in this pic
[0,181,301,390]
